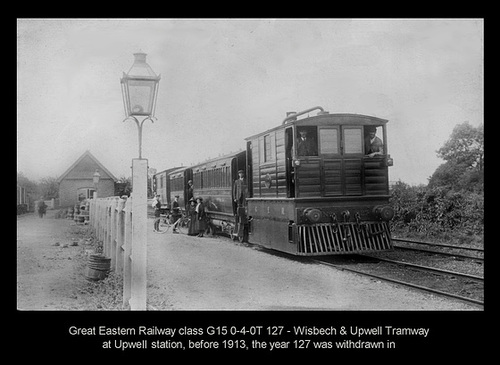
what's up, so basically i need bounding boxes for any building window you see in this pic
[77,188,96,201]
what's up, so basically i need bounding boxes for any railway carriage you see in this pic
[189,151,247,237]
[153,166,183,211]
[168,166,193,212]
[244,106,394,255]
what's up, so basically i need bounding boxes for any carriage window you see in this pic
[343,128,363,154]
[260,134,276,163]
[319,128,339,154]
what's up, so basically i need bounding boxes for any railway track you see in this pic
[222,233,485,307]
[310,256,484,307]
[391,238,484,261]
[310,236,484,307]
[361,254,483,281]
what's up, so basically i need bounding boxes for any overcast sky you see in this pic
[17,18,483,185]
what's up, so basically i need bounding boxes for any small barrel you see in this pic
[85,254,111,281]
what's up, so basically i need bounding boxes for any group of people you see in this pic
[152,192,207,237]
[186,196,207,237]
[152,170,248,239]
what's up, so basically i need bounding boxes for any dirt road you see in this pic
[17,211,479,310]
[17,210,89,310]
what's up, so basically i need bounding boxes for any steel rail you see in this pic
[393,244,484,262]
[311,258,484,307]
[360,254,484,281]
[392,238,484,253]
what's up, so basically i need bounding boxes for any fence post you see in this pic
[123,196,132,309]
[115,198,125,275]
[110,197,118,271]
[89,198,94,228]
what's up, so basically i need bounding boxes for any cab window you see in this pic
[319,127,339,155]
[343,127,363,154]
[296,126,318,156]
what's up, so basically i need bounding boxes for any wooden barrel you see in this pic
[85,254,111,281]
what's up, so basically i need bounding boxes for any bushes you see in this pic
[389,181,484,239]
[390,121,484,243]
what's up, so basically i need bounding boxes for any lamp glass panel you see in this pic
[128,79,156,115]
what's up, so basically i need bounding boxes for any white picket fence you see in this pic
[88,196,135,309]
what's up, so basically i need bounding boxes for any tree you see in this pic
[436,122,484,170]
[430,122,484,192]
[17,172,37,195]
[115,176,132,197]
[38,176,59,199]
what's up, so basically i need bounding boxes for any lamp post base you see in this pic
[129,158,148,310]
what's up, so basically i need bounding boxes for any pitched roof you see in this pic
[56,150,118,183]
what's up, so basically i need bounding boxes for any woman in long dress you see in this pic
[194,197,206,237]
[187,198,197,236]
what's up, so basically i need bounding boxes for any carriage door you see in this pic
[341,126,363,195]
[246,141,253,198]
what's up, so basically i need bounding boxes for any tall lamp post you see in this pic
[91,169,100,228]
[93,169,100,199]
[121,52,160,310]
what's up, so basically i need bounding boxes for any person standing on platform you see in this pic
[187,197,197,236]
[233,169,247,209]
[152,194,161,232]
[194,197,206,237]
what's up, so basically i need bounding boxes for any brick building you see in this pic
[57,150,117,208]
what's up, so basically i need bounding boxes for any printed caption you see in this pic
[68,324,431,351]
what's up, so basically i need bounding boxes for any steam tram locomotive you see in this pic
[154,106,395,255]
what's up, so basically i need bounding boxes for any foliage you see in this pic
[17,172,59,204]
[436,121,483,170]
[114,176,132,197]
[390,121,484,242]
[430,122,484,192]
[390,182,484,238]
[38,176,59,199]
[428,161,484,193]
[114,175,154,198]
[17,172,37,191]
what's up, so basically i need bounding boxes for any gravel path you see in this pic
[145,220,480,311]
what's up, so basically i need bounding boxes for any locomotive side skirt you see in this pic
[247,199,296,254]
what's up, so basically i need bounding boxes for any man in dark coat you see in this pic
[171,195,181,233]
[37,199,47,218]
[296,130,317,156]
[233,170,247,208]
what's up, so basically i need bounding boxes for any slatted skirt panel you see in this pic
[296,222,392,255]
